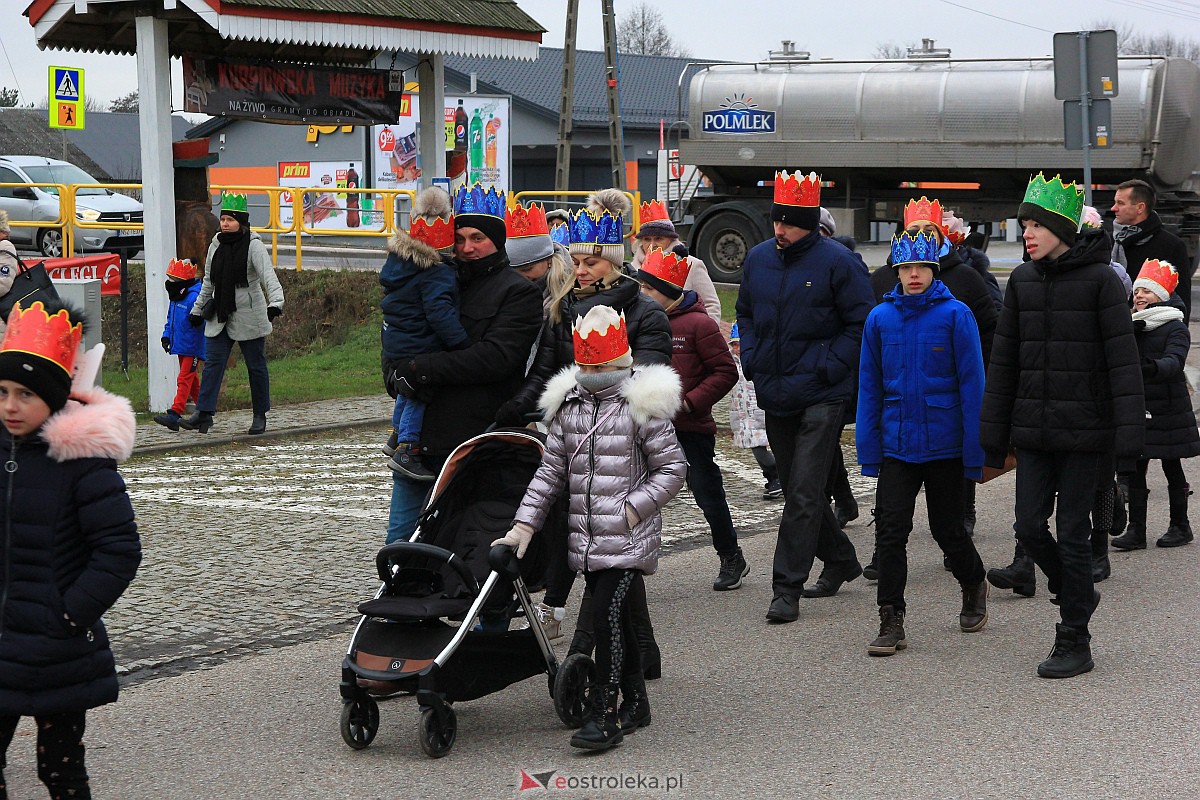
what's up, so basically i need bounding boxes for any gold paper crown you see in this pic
[773,171,821,207]
[1,301,83,379]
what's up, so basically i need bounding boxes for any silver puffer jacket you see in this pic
[514,363,686,575]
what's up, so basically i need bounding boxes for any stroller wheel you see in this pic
[340,698,379,750]
[553,653,596,729]
[418,706,457,758]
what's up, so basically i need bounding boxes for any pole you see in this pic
[1077,32,1093,207]
[416,53,447,192]
[601,0,626,192]
[555,0,579,203]
[119,248,129,373]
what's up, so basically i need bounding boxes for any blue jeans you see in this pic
[391,395,426,443]
[676,430,739,555]
[197,330,270,416]
[765,402,860,595]
[1014,448,1107,637]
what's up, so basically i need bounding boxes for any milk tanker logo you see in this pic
[702,93,775,134]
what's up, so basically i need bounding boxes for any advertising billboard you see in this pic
[277,160,377,231]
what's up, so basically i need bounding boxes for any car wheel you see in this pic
[37,228,63,258]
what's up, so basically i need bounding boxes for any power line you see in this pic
[0,34,23,104]
[1099,0,1200,23]
[932,0,1055,34]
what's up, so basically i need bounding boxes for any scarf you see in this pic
[164,278,196,302]
[456,250,509,284]
[1132,304,1183,331]
[209,228,251,323]
[572,270,624,298]
[575,367,630,392]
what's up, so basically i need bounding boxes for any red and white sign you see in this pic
[26,254,123,296]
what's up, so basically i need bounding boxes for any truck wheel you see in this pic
[695,212,755,283]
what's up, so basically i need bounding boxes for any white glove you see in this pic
[492,522,535,559]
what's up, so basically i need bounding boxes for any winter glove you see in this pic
[390,361,421,399]
[188,314,204,328]
[494,399,525,428]
[492,522,535,559]
[1141,357,1157,378]
[160,337,171,354]
[267,306,282,322]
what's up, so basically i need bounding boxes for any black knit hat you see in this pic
[0,301,83,413]
[638,270,684,301]
[1017,202,1077,247]
[771,203,820,231]
[455,213,506,250]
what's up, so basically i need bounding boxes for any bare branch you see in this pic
[617,2,690,58]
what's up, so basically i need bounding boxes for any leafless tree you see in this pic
[617,3,690,58]
[872,42,911,59]
[109,91,139,113]
[1092,19,1200,62]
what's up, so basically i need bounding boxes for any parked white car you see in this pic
[0,155,144,257]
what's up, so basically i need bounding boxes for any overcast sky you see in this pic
[2,0,1198,109]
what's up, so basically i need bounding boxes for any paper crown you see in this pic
[409,216,455,251]
[639,200,670,226]
[550,221,571,247]
[1022,172,1085,226]
[220,192,248,214]
[1135,259,1179,297]
[1,301,83,379]
[904,197,945,234]
[569,209,624,247]
[572,305,630,366]
[506,202,550,239]
[890,230,942,267]
[166,258,198,281]
[453,183,506,219]
[640,247,691,290]
[773,171,821,208]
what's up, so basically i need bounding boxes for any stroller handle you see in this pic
[375,541,480,596]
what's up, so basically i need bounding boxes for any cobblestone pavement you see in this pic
[118,413,871,683]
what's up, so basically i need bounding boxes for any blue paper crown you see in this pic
[890,230,941,266]
[550,222,571,247]
[453,183,506,219]
[569,209,624,247]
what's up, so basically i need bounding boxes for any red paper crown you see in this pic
[572,309,630,366]
[506,202,550,239]
[1,301,83,378]
[773,171,821,208]
[904,196,945,235]
[640,247,691,290]
[409,216,455,250]
[1136,259,1179,295]
[639,200,670,225]
[166,258,198,281]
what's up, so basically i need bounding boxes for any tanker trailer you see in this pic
[672,56,1200,282]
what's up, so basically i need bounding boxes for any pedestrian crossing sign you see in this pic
[48,66,85,130]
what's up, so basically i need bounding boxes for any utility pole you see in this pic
[555,0,627,199]
[600,0,626,192]
[554,0,579,201]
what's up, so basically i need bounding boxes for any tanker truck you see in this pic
[669,55,1200,282]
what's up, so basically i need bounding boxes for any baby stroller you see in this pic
[339,428,596,757]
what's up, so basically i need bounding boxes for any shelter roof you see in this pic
[25,0,544,62]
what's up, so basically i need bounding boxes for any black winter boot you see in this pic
[986,543,1036,597]
[570,685,623,750]
[1112,489,1148,550]
[1111,479,1128,536]
[248,414,267,435]
[1037,624,1094,678]
[713,547,749,591]
[1091,528,1111,582]
[868,605,907,656]
[1157,483,1194,547]
[628,578,661,679]
[862,548,879,581]
[617,675,651,733]
[959,581,988,632]
[177,410,214,433]
[153,410,182,431]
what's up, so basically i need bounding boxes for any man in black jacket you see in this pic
[384,186,542,543]
[980,173,1144,679]
[1111,179,1195,321]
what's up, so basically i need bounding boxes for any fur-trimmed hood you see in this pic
[40,386,136,463]
[386,228,442,270]
[538,362,682,426]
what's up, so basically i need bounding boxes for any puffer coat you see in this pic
[162,280,207,359]
[667,292,738,435]
[513,364,686,575]
[1132,295,1200,460]
[379,228,469,360]
[194,231,285,341]
[0,386,140,716]
[507,273,672,417]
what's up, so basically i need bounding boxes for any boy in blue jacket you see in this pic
[153,258,206,430]
[857,231,988,656]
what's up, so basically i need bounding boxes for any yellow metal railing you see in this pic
[65,183,143,256]
[210,185,296,267]
[288,187,415,271]
[0,182,71,254]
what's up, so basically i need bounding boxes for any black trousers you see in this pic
[875,457,985,612]
[1014,449,1108,637]
[584,568,644,692]
[0,711,90,800]
[676,431,739,555]
[765,402,859,595]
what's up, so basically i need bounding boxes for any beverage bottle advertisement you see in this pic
[277,160,379,232]
[370,94,510,197]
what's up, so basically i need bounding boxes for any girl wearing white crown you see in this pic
[493,304,685,752]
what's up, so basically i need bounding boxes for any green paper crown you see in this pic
[220,192,248,214]
[1022,172,1084,226]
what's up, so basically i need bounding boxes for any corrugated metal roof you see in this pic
[0,108,111,180]
[444,48,714,129]
[223,0,546,34]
